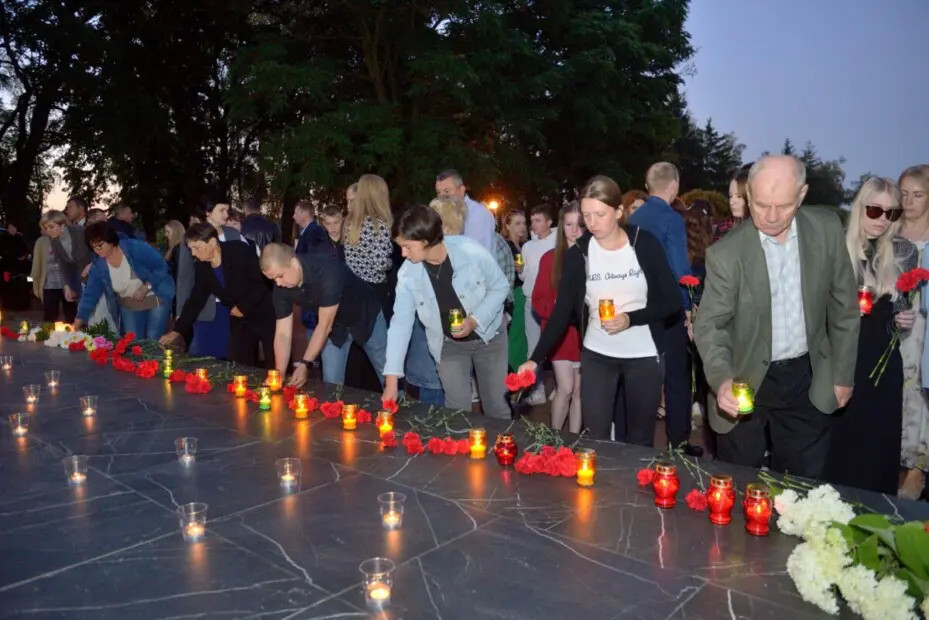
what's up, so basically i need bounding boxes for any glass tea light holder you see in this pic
[162,349,174,378]
[293,392,310,419]
[63,455,89,485]
[706,475,736,525]
[233,375,248,398]
[448,308,464,331]
[359,557,395,611]
[178,502,208,543]
[1,355,13,371]
[731,378,754,415]
[258,386,272,411]
[275,457,301,491]
[858,285,874,316]
[80,395,98,417]
[576,449,596,487]
[378,492,406,530]
[266,369,282,392]
[19,320,29,335]
[652,461,681,508]
[195,368,209,382]
[744,483,773,536]
[23,384,40,405]
[494,433,519,467]
[8,413,28,437]
[175,437,198,466]
[342,404,358,430]
[469,427,487,459]
[598,298,615,322]
[376,410,394,437]
[45,370,60,389]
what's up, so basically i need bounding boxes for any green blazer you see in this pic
[694,207,859,434]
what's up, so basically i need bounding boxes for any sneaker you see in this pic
[525,385,546,406]
[678,442,704,458]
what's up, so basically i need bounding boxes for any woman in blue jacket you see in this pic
[381,205,510,418]
[72,221,175,339]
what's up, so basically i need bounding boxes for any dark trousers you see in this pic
[581,347,663,445]
[663,311,691,446]
[716,354,833,480]
[42,288,77,323]
[228,317,275,369]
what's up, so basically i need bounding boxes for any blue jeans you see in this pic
[317,312,388,387]
[404,318,444,405]
[119,301,171,340]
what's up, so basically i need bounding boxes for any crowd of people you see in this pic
[12,158,929,499]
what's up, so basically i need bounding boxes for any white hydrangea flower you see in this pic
[787,541,840,615]
[865,575,916,620]
[776,485,855,541]
[837,564,878,616]
[775,488,799,516]
[921,596,929,619]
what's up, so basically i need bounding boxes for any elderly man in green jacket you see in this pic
[694,155,859,479]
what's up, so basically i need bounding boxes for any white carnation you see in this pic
[787,542,840,614]
[777,485,855,541]
[921,597,929,619]
[865,575,916,620]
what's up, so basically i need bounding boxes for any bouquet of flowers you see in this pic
[871,267,929,385]
[774,482,929,618]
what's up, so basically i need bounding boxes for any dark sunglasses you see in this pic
[865,205,902,222]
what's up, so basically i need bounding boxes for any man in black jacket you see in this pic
[241,198,281,251]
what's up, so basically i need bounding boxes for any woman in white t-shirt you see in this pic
[519,175,681,444]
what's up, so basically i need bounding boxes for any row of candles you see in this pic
[651,462,773,536]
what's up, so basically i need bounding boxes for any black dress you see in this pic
[825,295,902,494]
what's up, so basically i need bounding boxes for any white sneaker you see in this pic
[525,385,546,406]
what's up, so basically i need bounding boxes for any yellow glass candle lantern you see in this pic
[294,392,310,419]
[342,404,358,430]
[376,410,394,437]
[469,428,487,459]
[576,449,596,487]
[233,375,248,398]
[731,378,754,414]
[266,369,282,392]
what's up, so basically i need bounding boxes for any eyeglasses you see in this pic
[864,205,902,222]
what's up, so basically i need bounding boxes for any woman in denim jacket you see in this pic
[381,206,510,417]
[72,221,175,339]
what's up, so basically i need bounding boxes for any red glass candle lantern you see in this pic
[652,462,680,509]
[705,475,736,525]
[743,483,773,536]
[494,433,519,466]
[858,285,874,316]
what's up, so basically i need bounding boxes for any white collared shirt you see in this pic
[759,218,808,361]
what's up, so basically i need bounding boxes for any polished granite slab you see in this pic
[0,340,926,619]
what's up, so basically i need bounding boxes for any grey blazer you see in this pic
[176,226,242,322]
[49,225,91,292]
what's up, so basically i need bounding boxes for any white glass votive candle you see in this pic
[178,502,208,542]
[23,384,40,405]
[8,413,28,436]
[0,356,13,371]
[359,557,395,611]
[378,492,406,530]
[275,457,301,491]
[63,455,89,485]
[45,370,60,389]
[80,395,98,417]
[175,437,198,465]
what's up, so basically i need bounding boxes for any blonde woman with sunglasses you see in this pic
[825,177,915,495]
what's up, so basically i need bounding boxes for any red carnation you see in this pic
[131,345,142,356]
[504,373,522,392]
[679,275,700,287]
[321,401,343,419]
[169,369,187,382]
[1,326,17,339]
[381,399,398,414]
[357,409,373,425]
[382,431,397,448]
[226,382,236,393]
[636,468,655,486]
[514,454,533,474]
[426,437,444,454]
[123,333,136,343]
[283,385,297,401]
[517,369,536,388]
[442,436,458,456]
[457,438,471,454]
[244,389,259,402]
[897,267,929,293]
[305,397,318,412]
[685,489,708,512]
[405,438,424,455]
[68,341,85,352]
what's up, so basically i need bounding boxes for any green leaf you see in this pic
[849,514,897,553]
[894,522,929,580]
[856,534,882,571]
[896,567,929,600]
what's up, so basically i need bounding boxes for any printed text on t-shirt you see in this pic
[587,267,643,282]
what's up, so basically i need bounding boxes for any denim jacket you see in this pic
[384,235,509,377]
[76,237,176,328]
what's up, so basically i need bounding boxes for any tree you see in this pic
[799,141,846,206]
[671,103,744,194]
[228,0,695,211]
[781,138,795,156]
